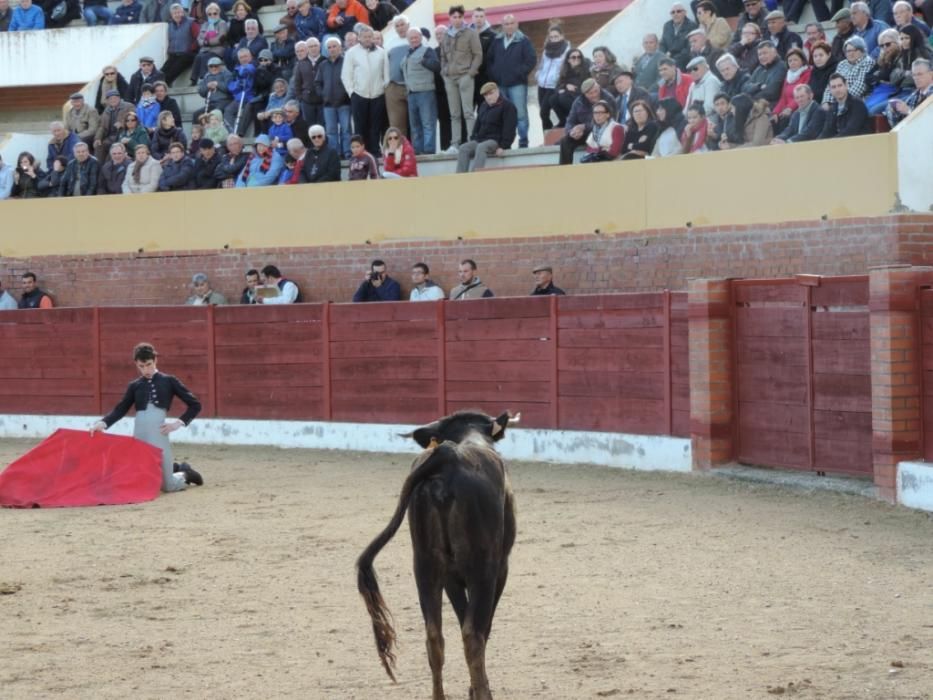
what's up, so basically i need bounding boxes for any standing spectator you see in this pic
[162,4,199,86]
[317,37,352,158]
[0,153,12,200]
[820,73,872,137]
[733,0,768,42]
[65,93,100,149]
[191,4,228,84]
[852,1,891,56]
[98,143,131,194]
[558,78,613,164]
[353,260,402,302]
[0,0,12,31]
[535,25,569,132]
[293,39,324,126]
[634,34,664,96]
[348,134,380,179]
[770,47,811,131]
[661,2,698,71]
[410,263,445,301]
[301,124,341,182]
[385,15,411,138]
[123,143,163,193]
[772,84,826,142]
[83,0,113,25]
[456,82,517,172]
[9,0,45,30]
[327,0,369,41]
[746,40,787,105]
[658,56,694,107]
[342,25,389,155]
[686,56,723,113]
[128,57,165,105]
[94,66,131,114]
[450,259,493,300]
[382,128,418,177]
[695,1,732,50]
[186,274,227,305]
[440,5,482,153]
[60,143,99,197]
[294,0,326,42]
[621,100,660,159]
[486,14,536,148]
[110,0,142,26]
[471,7,497,108]
[552,49,591,127]
[192,138,221,189]
[831,9,858,62]
[158,142,196,191]
[886,57,933,125]
[764,10,804,58]
[214,134,248,188]
[581,100,624,162]
[240,270,261,304]
[402,26,440,154]
[19,273,54,309]
[530,266,565,295]
[11,152,48,199]
[258,266,303,305]
[46,122,79,171]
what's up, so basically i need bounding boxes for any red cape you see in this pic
[0,429,163,508]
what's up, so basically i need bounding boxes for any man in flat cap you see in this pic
[64,93,100,148]
[531,266,565,296]
[94,89,135,162]
[764,9,803,58]
[128,55,165,104]
[455,82,517,172]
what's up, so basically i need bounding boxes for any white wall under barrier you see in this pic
[0,132,53,167]
[0,24,165,88]
[894,96,933,213]
[579,0,681,68]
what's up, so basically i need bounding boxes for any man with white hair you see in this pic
[850,1,890,56]
[402,25,441,154]
[893,0,931,35]
[341,24,389,155]
[186,274,227,306]
[685,56,722,114]
[661,2,699,70]
[293,38,324,125]
[302,124,341,182]
[385,14,412,137]
[46,121,79,171]
[887,58,933,125]
[317,37,352,158]
[236,18,269,66]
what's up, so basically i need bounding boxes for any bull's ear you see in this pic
[411,424,439,449]
[490,412,511,440]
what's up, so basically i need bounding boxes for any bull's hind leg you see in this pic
[415,560,447,700]
[462,578,497,700]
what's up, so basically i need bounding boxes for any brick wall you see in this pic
[2,214,931,308]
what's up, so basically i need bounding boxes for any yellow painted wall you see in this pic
[0,134,899,259]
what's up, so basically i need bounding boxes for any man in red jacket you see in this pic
[658,56,694,108]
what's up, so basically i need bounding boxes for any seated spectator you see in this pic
[42,0,80,28]
[695,1,732,50]
[153,81,182,128]
[658,57,694,108]
[188,123,205,156]
[820,72,872,137]
[401,26,441,155]
[348,134,379,180]
[589,46,621,89]
[98,143,131,195]
[235,134,284,187]
[771,48,811,132]
[686,56,723,114]
[366,0,397,31]
[255,78,289,135]
[267,108,293,154]
[729,20,763,73]
[886,57,933,126]
[829,37,875,103]
[128,56,165,105]
[410,262,445,301]
[899,26,933,68]
[151,111,187,161]
[11,152,48,199]
[808,41,838,106]
[0,153,12,200]
[215,135,248,187]
[634,34,664,96]
[116,112,151,155]
[295,0,326,41]
[226,2,263,67]
[831,9,858,63]
[279,138,308,184]
[59,142,99,197]
[450,259,493,300]
[865,28,914,113]
[551,49,591,127]
[382,128,418,178]
[689,29,725,79]
[19,272,54,309]
[302,124,341,182]
[192,138,222,189]
[681,103,711,152]
[9,0,45,30]
[558,78,613,165]
[136,84,161,131]
[621,100,659,159]
[661,2,699,71]
[531,265,565,296]
[46,122,79,171]
[44,157,69,196]
[611,69,650,123]
[746,40,787,106]
[327,0,369,41]
[158,142,195,191]
[94,67,131,114]
[226,49,257,136]
[717,54,752,100]
[764,10,803,58]
[109,0,142,26]
[353,259,402,302]
[191,4,228,84]
[95,90,136,162]
[122,143,163,194]
[653,98,686,156]
[161,5,198,86]
[65,93,99,149]
[240,269,261,304]
[456,82,518,173]
[718,92,770,148]
[803,23,829,59]
[186,273,227,305]
[851,1,890,56]
[258,265,302,304]
[235,19,268,70]
[893,0,931,36]
[732,0,768,42]
[708,92,732,146]
[193,58,233,124]
[581,100,624,162]
[772,84,827,143]
[739,95,773,146]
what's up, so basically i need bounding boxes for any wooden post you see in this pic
[92,306,102,415]
[662,290,672,436]
[437,300,447,417]
[322,302,332,421]
[206,304,217,418]
[549,294,559,428]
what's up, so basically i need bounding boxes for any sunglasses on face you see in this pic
[104,71,116,76]
[593,109,608,114]
[126,116,138,121]
[387,135,399,140]
[311,134,324,139]
[207,11,219,15]
[671,9,684,14]
[880,42,895,48]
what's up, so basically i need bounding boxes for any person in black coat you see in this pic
[214,135,249,187]
[772,84,827,143]
[153,82,183,129]
[158,142,196,190]
[819,73,871,138]
[192,139,222,189]
[301,125,341,182]
[59,143,100,196]
[95,67,132,114]
[661,3,699,70]
[455,82,518,172]
[128,58,166,105]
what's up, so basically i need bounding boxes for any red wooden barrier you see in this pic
[920,290,933,462]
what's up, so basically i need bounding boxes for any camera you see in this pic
[370,271,382,281]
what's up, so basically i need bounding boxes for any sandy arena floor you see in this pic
[1,438,931,700]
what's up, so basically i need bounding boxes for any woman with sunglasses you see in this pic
[381,127,418,178]
[192,3,229,83]
[94,66,130,115]
[580,100,623,162]
[117,112,151,154]
[865,28,913,114]
[551,50,591,127]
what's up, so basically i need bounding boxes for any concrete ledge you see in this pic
[897,461,933,513]
[0,414,691,473]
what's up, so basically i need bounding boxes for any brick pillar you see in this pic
[688,278,735,470]
[868,265,930,503]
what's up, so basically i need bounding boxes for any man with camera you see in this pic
[353,259,402,302]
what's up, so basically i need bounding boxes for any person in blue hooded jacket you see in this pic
[235,134,284,187]
[226,48,257,135]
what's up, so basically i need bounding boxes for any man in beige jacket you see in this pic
[64,93,100,148]
[440,4,482,152]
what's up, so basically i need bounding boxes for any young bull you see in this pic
[357,410,519,700]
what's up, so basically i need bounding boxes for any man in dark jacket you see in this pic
[192,139,222,189]
[831,8,858,62]
[19,273,54,309]
[128,56,165,105]
[301,124,341,182]
[59,143,99,197]
[158,142,195,191]
[772,84,827,143]
[316,37,351,157]
[455,82,517,172]
[470,7,497,108]
[485,14,536,147]
[764,10,803,57]
[661,3,698,70]
[819,73,872,138]
[292,40,324,126]
[732,0,768,41]
[558,78,614,165]
[214,134,249,187]
[161,4,198,85]
[269,25,297,80]
[744,40,786,105]
[98,143,130,194]
[193,57,233,124]
[716,54,752,99]
[352,259,402,302]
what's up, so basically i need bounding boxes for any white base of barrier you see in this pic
[0,414,692,473]
[897,461,933,513]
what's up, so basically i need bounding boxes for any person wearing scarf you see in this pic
[122,144,163,194]
[235,134,284,187]
[652,97,686,157]
[680,104,710,153]
[771,47,811,132]
[381,128,418,177]
[117,112,151,154]
[94,66,131,114]
[581,99,623,162]
[150,111,188,161]
[535,25,570,131]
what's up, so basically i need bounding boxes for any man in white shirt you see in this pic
[0,280,18,310]
[258,265,302,304]
[410,263,445,301]
[341,24,390,155]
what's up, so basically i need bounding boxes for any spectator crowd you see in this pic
[1,0,932,201]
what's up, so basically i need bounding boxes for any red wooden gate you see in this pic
[734,276,872,476]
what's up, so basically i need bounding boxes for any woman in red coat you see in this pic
[381,127,418,178]
[771,48,811,134]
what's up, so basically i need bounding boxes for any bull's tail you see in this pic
[357,441,453,681]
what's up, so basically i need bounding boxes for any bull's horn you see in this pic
[398,432,413,439]
[508,412,522,425]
